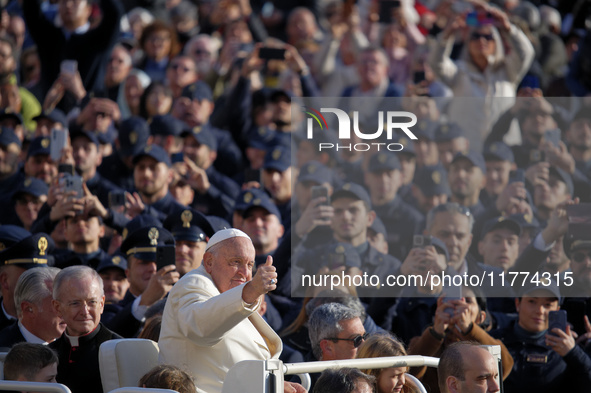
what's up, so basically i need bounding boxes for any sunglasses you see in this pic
[171,64,191,72]
[471,32,494,41]
[194,49,211,56]
[572,250,591,264]
[325,333,369,348]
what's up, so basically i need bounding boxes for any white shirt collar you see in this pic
[63,22,90,39]
[1,301,16,322]
[18,320,48,345]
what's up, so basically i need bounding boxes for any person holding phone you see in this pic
[408,286,514,393]
[429,2,535,147]
[23,0,124,113]
[491,281,591,393]
[110,216,179,337]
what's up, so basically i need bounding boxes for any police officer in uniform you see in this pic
[163,207,214,277]
[0,231,53,331]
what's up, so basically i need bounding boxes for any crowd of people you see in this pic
[1,0,591,392]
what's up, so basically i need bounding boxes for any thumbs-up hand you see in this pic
[242,255,278,305]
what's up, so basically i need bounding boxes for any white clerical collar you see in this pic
[65,331,80,347]
[18,320,47,345]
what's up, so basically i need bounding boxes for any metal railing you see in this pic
[0,381,72,393]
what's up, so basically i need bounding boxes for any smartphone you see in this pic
[171,152,184,164]
[63,175,83,199]
[60,60,78,75]
[452,1,472,14]
[58,163,74,176]
[548,310,567,336]
[244,168,261,183]
[443,285,462,316]
[509,169,525,184]
[544,129,562,149]
[466,11,493,26]
[378,0,396,24]
[156,245,176,271]
[311,185,330,206]
[529,150,546,163]
[413,235,432,248]
[565,203,591,224]
[50,129,68,162]
[258,47,286,61]
[413,70,426,84]
[108,191,126,209]
[327,252,346,270]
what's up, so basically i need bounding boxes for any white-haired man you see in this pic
[159,228,303,393]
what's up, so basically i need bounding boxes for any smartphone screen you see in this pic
[544,129,561,149]
[156,245,176,271]
[548,310,567,336]
[50,129,68,162]
[60,60,78,75]
[108,191,126,209]
[258,47,286,60]
[311,185,330,206]
[509,169,525,184]
[244,168,261,183]
[443,285,462,316]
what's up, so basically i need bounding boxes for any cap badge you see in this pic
[148,227,159,246]
[38,237,48,256]
[431,171,441,184]
[181,210,193,228]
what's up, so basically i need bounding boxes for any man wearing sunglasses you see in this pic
[309,303,367,362]
[307,303,368,390]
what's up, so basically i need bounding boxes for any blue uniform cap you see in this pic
[96,254,128,273]
[182,124,218,151]
[119,116,150,157]
[27,136,51,158]
[297,161,333,185]
[150,115,185,137]
[164,207,215,242]
[414,165,450,197]
[13,177,49,199]
[368,152,401,172]
[0,108,23,124]
[481,216,522,240]
[33,109,67,127]
[434,123,465,142]
[0,126,21,148]
[263,145,291,172]
[483,142,515,163]
[331,182,372,208]
[120,225,175,261]
[71,129,100,146]
[0,233,53,269]
[451,150,487,175]
[181,81,213,102]
[132,144,171,167]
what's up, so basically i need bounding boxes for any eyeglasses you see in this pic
[572,250,591,264]
[171,64,191,72]
[325,333,369,348]
[470,32,494,41]
[194,49,211,56]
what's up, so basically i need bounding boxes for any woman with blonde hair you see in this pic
[357,333,418,393]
